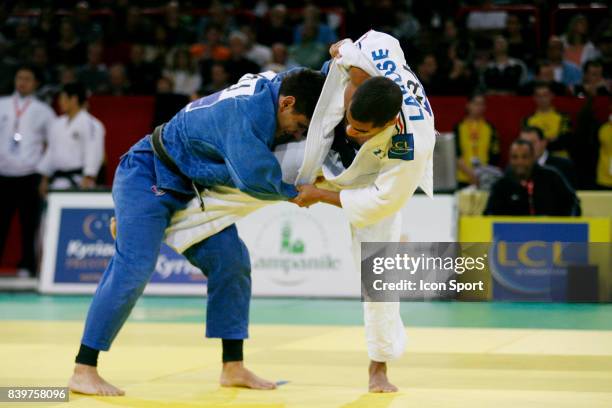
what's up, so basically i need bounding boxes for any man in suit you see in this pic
[519,125,577,188]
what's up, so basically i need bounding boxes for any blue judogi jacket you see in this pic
[132,76,297,200]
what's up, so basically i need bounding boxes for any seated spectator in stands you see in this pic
[561,14,600,68]
[77,42,109,94]
[8,20,35,62]
[293,5,337,46]
[523,82,572,157]
[289,22,328,69]
[573,60,610,97]
[73,1,103,43]
[226,31,261,83]
[162,1,195,45]
[520,60,569,96]
[484,140,579,216]
[598,32,612,81]
[547,36,582,88]
[30,43,56,87]
[416,53,443,95]
[196,0,236,42]
[454,93,500,187]
[106,64,131,96]
[125,44,160,95]
[482,35,527,94]
[52,18,87,66]
[520,126,577,188]
[257,4,293,46]
[37,82,105,193]
[201,61,230,96]
[163,46,202,97]
[438,42,478,96]
[144,26,174,68]
[596,101,612,189]
[152,76,189,128]
[504,14,536,69]
[263,43,298,73]
[241,25,272,68]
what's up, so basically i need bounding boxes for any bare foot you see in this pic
[68,364,125,396]
[368,361,398,393]
[220,361,276,390]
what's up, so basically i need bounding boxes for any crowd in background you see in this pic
[1,0,612,275]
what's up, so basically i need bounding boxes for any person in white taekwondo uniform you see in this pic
[0,65,56,277]
[161,31,434,392]
[37,82,105,193]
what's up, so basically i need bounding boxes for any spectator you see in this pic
[294,5,337,46]
[598,31,612,80]
[562,14,600,68]
[289,22,328,70]
[162,1,195,45]
[520,60,569,96]
[106,64,130,96]
[152,76,189,128]
[523,82,572,157]
[73,1,103,43]
[37,82,105,192]
[454,93,500,187]
[144,26,173,68]
[125,44,160,95]
[596,100,612,189]
[192,24,230,85]
[163,46,202,96]
[573,60,610,97]
[439,41,478,96]
[482,35,527,94]
[263,43,298,73]
[504,14,536,69]
[8,20,33,62]
[0,65,56,277]
[52,18,87,66]
[520,126,577,188]
[546,36,582,88]
[226,31,260,83]
[416,53,443,95]
[257,4,293,46]
[202,61,230,95]
[484,140,579,216]
[29,43,56,87]
[115,6,151,44]
[77,42,109,94]
[241,25,272,68]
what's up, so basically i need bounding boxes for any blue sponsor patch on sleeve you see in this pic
[388,133,414,160]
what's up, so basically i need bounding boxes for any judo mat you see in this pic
[1,294,611,407]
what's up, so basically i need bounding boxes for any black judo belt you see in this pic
[150,124,205,211]
[50,168,83,189]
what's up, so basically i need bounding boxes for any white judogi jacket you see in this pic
[37,109,105,188]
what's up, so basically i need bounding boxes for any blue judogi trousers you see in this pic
[81,147,251,351]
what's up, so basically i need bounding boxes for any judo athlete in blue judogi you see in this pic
[68,69,326,396]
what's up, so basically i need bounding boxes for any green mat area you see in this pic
[0,293,611,330]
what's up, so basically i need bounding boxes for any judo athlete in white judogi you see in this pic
[37,82,105,192]
[164,31,436,392]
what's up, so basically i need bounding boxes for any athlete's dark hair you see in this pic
[279,69,325,119]
[61,82,88,105]
[521,125,545,141]
[350,76,403,127]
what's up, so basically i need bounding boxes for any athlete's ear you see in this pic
[279,95,296,112]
